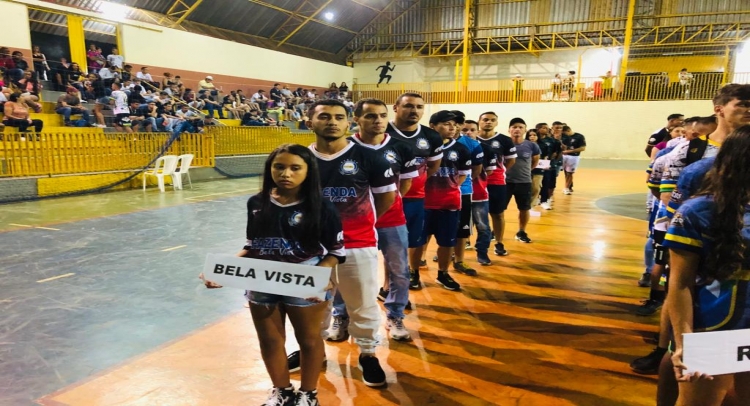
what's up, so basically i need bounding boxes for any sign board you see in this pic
[202,254,332,300]
[683,329,750,376]
[536,159,551,170]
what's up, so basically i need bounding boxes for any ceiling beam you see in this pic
[246,0,356,37]
[344,0,423,57]
[170,0,203,27]
[276,0,334,46]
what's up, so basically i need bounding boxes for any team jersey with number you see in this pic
[385,122,444,199]
[244,195,345,264]
[659,136,721,194]
[424,139,472,210]
[478,133,517,186]
[561,133,587,156]
[472,142,498,202]
[665,157,715,220]
[350,134,418,229]
[664,196,750,331]
[311,141,397,249]
[646,146,678,189]
[456,135,485,195]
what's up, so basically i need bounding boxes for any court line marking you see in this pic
[185,188,254,200]
[8,224,61,231]
[35,226,61,231]
[161,245,187,252]
[37,273,75,283]
[9,223,33,228]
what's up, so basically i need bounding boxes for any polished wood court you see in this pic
[26,166,658,406]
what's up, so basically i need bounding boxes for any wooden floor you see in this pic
[25,168,658,406]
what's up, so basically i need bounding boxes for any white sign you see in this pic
[202,254,333,300]
[536,159,551,169]
[683,329,750,376]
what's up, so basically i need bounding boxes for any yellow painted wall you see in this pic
[121,25,353,88]
[1,1,32,50]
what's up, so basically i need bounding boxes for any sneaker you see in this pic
[418,259,427,267]
[515,231,532,243]
[494,243,509,256]
[377,287,389,302]
[541,202,553,210]
[453,261,477,276]
[287,350,301,372]
[409,269,422,290]
[638,273,651,288]
[386,317,411,341]
[635,299,663,316]
[95,124,106,128]
[563,188,572,195]
[262,386,295,406]
[326,316,349,341]
[432,255,438,262]
[630,348,666,374]
[358,354,386,387]
[465,241,474,250]
[295,390,319,406]
[476,251,492,265]
[436,271,461,291]
[405,300,412,310]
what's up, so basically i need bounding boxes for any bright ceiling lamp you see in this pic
[323,12,335,21]
[97,1,130,21]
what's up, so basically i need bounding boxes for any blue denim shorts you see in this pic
[244,257,332,308]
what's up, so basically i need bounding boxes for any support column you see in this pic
[461,0,475,103]
[67,14,87,69]
[618,0,637,96]
[116,24,125,57]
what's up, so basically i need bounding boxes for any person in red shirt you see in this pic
[350,98,418,341]
[416,110,471,291]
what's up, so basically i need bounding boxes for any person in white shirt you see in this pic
[281,85,293,99]
[106,48,124,69]
[251,89,268,109]
[678,68,693,100]
[110,82,133,132]
[135,67,158,91]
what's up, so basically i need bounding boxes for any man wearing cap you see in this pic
[56,87,91,126]
[505,118,540,243]
[199,76,218,96]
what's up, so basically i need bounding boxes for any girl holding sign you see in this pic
[202,144,345,406]
[664,125,750,406]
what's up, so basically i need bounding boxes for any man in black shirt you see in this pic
[645,113,683,156]
[270,83,283,105]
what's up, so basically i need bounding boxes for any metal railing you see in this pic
[352,72,746,104]
[211,126,315,156]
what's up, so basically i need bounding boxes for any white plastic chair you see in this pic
[142,155,179,192]
[173,154,194,190]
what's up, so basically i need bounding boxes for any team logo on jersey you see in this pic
[447,150,459,161]
[491,141,500,149]
[383,149,398,164]
[671,213,684,227]
[339,159,359,175]
[289,211,303,226]
[416,138,430,150]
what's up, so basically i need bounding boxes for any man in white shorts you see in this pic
[560,125,586,195]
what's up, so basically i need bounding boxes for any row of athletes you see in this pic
[201,92,582,406]
[628,83,750,406]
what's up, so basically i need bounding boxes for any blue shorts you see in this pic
[403,198,426,248]
[694,279,750,331]
[487,184,508,214]
[422,209,460,248]
[244,257,331,307]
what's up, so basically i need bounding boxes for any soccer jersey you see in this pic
[472,143,498,202]
[456,135,484,195]
[244,195,345,263]
[350,134,418,229]
[648,127,670,147]
[478,132,517,186]
[111,90,128,115]
[659,135,721,194]
[646,146,677,189]
[664,196,750,331]
[385,122,443,199]
[310,141,397,249]
[561,132,587,156]
[424,139,472,210]
[505,141,541,184]
[665,157,715,220]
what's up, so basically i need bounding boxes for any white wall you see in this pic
[2,2,32,50]
[121,25,352,87]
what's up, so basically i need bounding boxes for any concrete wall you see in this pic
[2,2,32,50]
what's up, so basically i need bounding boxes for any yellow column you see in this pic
[722,46,732,85]
[67,14,87,69]
[116,24,125,57]
[461,0,474,103]
[618,0,637,93]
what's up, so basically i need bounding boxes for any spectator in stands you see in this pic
[155,91,171,106]
[66,62,86,92]
[127,97,148,131]
[56,86,91,126]
[236,89,247,103]
[293,87,304,98]
[306,88,317,100]
[269,83,283,105]
[52,57,71,91]
[511,74,525,101]
[18,71,41,97]
[678,68,693,99]
[600,70,614,100]
[87,44,104,73]
[142,101,161,132]
[173,103,204,137]
[3,93,43,133]
[158,102,178,132]
[173,75,184,93]
[198,75,218,96]
[551,73,562,101]
[136,67,158,91]
[281,85,293,100]
[91,74,110,128]
[161,72,175,90]
[110,82,132,132]
[106,47,124,70]
[326,82,339,99]
[5,51,29,84]
[240,109,266,126]
[339,81,349,97]
[199,91,225,119]
[121,64,133,82]
[0,47,14,76]
[564,70,576,101]
[223,94,243,119]
[31,45,50,81]
[98,62,116,86]
[343,97,354,117]
[251,89,268,110]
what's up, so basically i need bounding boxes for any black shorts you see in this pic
[456,194,472,239]
[542,169,557,190]
[652,229,669,266]
[114,113,132,127]
[422,209,460,248]
[506,182,532,211]
[487,184,508,214]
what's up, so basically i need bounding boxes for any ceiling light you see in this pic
[97,2,129,21]
[324,12,334,21]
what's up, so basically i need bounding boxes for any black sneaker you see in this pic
[630,348,666,374]
[287,350,301,372]
[358,354,386,387]
[432,255,438,262]
[405,300,412,310]
[638,273,651,287]
[477,251,491,265]
[453,261,477,276]
[436,271,461,291]
[377,287,389,302]
[515,231,532,243]
[409,269,422,290]
[262,386,295,406]
[635,299,663,316]
[419,259,427,267]
[295,390,319,406]
[494,243,508,256]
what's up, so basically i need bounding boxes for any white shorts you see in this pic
[563,155,580,173]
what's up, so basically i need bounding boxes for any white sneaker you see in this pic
[386,317,411,341]
[541,202,553,210]
[95,124,106,128]
[563,188,572,195]
[326,316,349,341]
